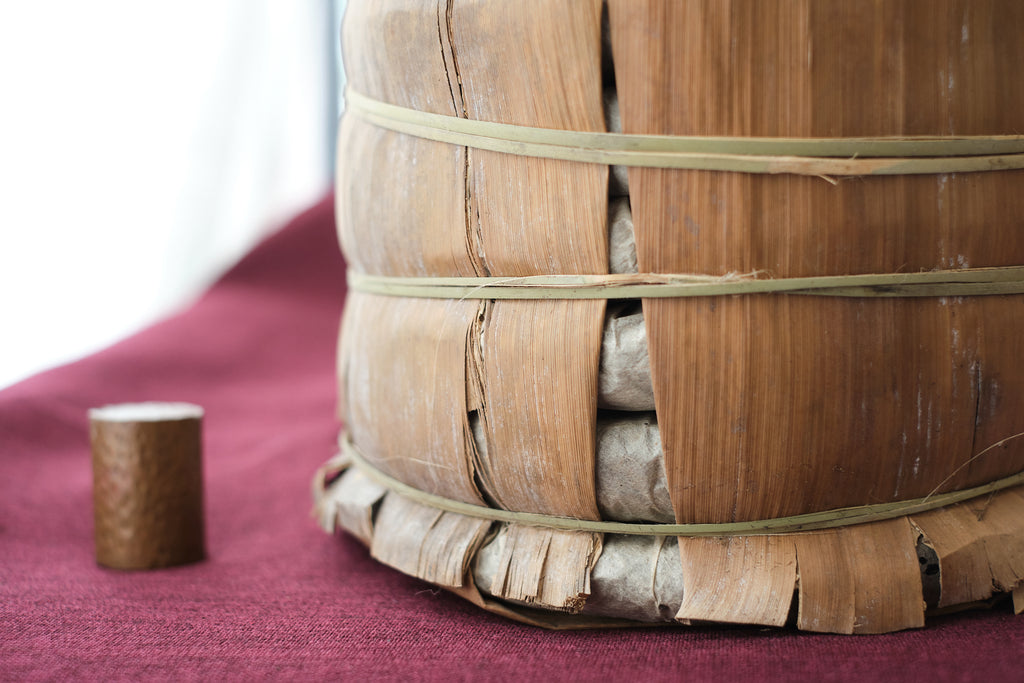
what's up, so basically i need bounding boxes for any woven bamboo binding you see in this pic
[321,0,1024,634]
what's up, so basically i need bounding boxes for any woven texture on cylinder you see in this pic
[90,406,205,569]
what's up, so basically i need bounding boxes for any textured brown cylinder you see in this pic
[90,402,206,569]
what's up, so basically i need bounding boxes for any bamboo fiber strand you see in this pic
[348,266,1024,300]
[345,89,1024,176]
[340,434,1024,537]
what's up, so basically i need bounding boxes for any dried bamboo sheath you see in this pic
[323,0,1024,633]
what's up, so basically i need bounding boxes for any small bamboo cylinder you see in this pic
[90,402,206,570]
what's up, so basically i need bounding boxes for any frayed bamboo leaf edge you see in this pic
[313,453,1024,633]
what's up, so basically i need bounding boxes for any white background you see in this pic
[0,1,345,389]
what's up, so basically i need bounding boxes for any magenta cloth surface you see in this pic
[2,194,1022,682]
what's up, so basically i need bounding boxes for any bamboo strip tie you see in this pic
[346,89,1024,176]
[335,433,1024,537]
[349,266,1024,300]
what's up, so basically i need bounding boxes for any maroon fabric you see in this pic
[2,194,1021,682]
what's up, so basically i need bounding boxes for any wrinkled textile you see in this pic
[1,194,1021,682]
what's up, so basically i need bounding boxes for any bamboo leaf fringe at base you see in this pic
[486,525,602,613]
[910,488,1024,608]
[314,454,1024,634]
[370,494,491,589]
[792,519,925,634]
[675,535,797,627]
